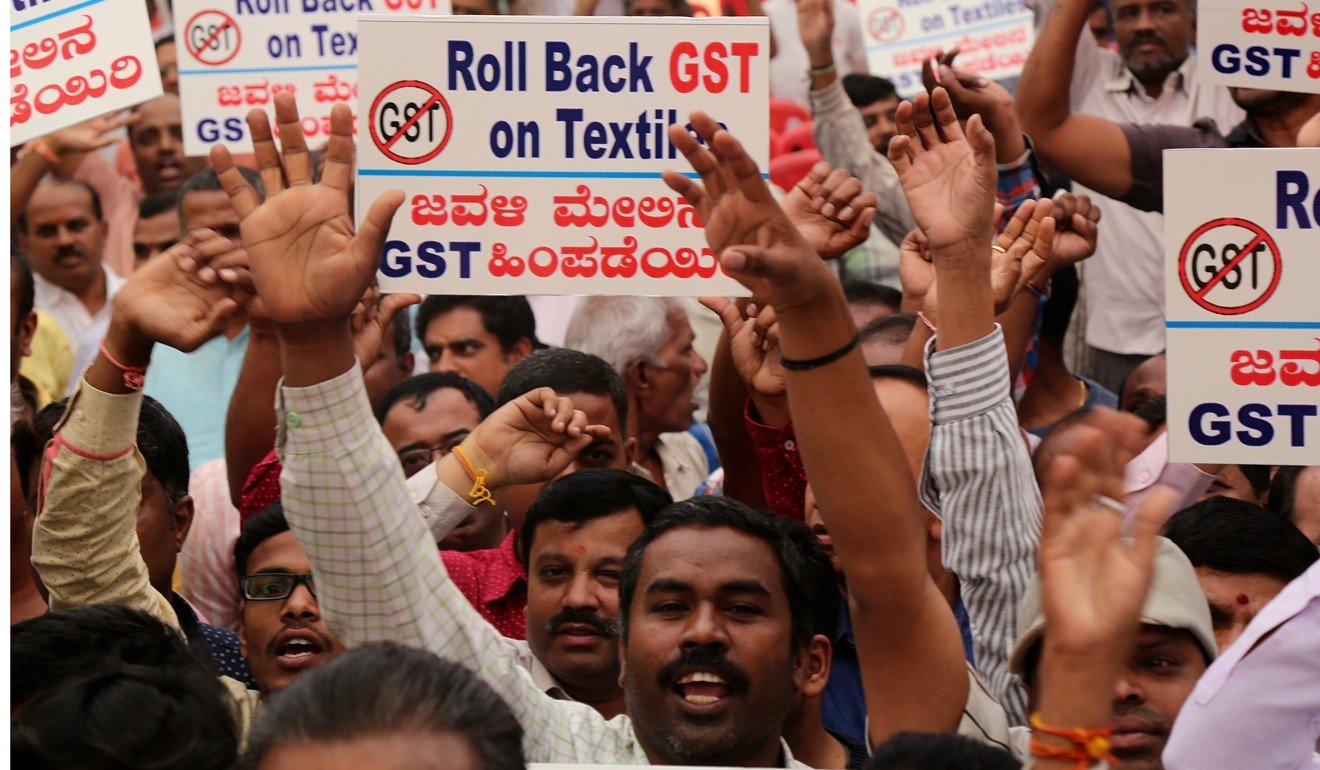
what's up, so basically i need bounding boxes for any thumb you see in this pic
[965,113,997,168]
[353,189,407,270]
[720,245,785,285]
[378,292,422,328]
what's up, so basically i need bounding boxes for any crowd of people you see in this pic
[9,0,1320,768]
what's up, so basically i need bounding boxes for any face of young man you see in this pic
[525,509,646,698]
[130,94,206,194]
[856,96,900,153]
[622,526,804,767]
[423,307,530,398]
[239,531,343,693]
[634,317,707,436]
[133,208,182,266]
[1112,0,1193,85]
[179,189,242,242]
[19,183,107,295]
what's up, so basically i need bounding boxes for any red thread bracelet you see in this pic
[99,341,149,391]
[1029,713,1116,769]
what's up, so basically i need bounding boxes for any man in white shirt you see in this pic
[17,180,126,357]
[765,0,868,107]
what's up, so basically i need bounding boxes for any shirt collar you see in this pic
[478,529,527,604]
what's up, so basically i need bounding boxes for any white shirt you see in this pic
[1029,0,1244,355]
[764,0,868,108]
[31,265,126,358]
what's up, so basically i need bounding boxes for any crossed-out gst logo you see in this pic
[369,79,454,165]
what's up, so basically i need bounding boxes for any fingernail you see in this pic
[723,251,748,271]
[821,203,836,217]
[838,206,854,220]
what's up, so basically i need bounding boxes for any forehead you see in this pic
[381,388,482,444]
[133,96,182,129]
[246,530,312,576]
[135,209,181,237]
[27,184,96,222]
[425,306,492,341]
[180,189,237,228]
[563,391,622,435]
[635,526,785,598]
[531,508,645,560]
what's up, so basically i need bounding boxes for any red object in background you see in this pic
[770,98,811,135]
[780,121,816,154]
[770,148,822,192]
[769,129,786,158]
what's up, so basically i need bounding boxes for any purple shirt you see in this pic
[1163,559,1320,770]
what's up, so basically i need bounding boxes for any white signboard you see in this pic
[356,16,765,297]
[1165,149,1320,465]
[10,0,164,145]
[1197,0,1320,94]
[172,0,451,156]
[853,0,1034,96]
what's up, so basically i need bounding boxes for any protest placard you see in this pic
[852,0,1034,96]
[355,16,766,297]
[172,0,451,156]
[1165,149,1320,465]
[10,0,163,146]
[1197,0,1320,95]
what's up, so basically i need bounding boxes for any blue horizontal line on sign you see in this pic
[12,0,108,31]
[867,16,1025,52]
[358,169,771,180]
[178,64,358,75]
[1166,321,1320,329]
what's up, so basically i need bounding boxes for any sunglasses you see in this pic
[241,572,317,601]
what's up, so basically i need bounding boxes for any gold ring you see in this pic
[991,244,1007,253]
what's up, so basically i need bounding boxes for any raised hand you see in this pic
[112,229,252,353]
[783,162,879,260]
[700,297,786,400]
[349,287,422,369]
[897,227,935,312]
[990,197,1055,311]
[663,112,836,312]
[797,0,835,69]
[1043,192,1101,269]
[44,112,139,155]
[211,95,404,330]
[457,389,613,490]
[887,88,998,258]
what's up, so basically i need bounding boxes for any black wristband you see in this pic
[779,333,860,371]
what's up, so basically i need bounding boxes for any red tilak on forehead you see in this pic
[1236,594,1250,605]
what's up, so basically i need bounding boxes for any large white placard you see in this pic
[172,0,451,156]
[355,16,766,297]
[853,0,1034,96]
[1165,149,1320,465]
[10,0,164,145]
[1197,0,1320,95]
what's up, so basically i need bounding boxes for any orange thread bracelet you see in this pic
[99,341,149,391]
[451,445,496,507]
[1028,713,1115,769]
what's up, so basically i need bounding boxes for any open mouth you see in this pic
[273,630,327,670]
[674,671,732,706]
[156,159,183,184]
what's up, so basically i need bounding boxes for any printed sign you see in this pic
[1165,149,1320,465]
[355,16,766,297]
[853,0,1035,96]
[172,0,452,156]
[1198,0,1320,94]
[10,0,164,146]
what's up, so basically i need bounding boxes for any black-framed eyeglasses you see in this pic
[397,431,470,477]
[241,572,317,601]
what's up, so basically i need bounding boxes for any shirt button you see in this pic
[784,440,796,451]
[1138,471,1151,484]
[287,412,302,428]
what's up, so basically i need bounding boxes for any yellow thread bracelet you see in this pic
[452,445,497,507]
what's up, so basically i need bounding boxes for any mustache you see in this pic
[1130,31,1167,47]
[657,646,751,694]
[54,246,85,259]
[1112,703,1174,733]
[546,608,619,638]
[265,621,336,655]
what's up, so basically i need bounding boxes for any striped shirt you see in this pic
[919,327,1041,726]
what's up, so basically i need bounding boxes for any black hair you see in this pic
[866,732,1020,770]
[842,279,903,313]
[33,396,189,507]
[1132,393,1167,431]
[860,313,916,344]
[241,642,525,770]
[1268,466,1316,529]
[12,605,238,770]
[10,419,40,500]
[18,178,104,231]
[842,73,899,109]
[1038,264,1079,347]
[12,248,35,322]
[619,496,831,652]
[414,295,538,355]
[389,301,414,358]
[496,347,629,428]
[234,501,290,579]
[178,167,263,225]
[867,363,928,392]
[778,505,841,640]
[1164,497,1317,584]
[519,469,672,567]
[374,372,496,425]
[138,189,179,220]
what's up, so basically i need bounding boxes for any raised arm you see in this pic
[665,110,969,744]
[1016,0,1134,198]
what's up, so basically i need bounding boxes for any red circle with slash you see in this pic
[185,10,242,66]
[1177,217,1282,316]
[368,80,454,166]
[867,7,905,44]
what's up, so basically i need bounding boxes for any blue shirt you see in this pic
[143,327,248,471]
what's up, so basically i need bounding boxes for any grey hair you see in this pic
[564,297,689,374]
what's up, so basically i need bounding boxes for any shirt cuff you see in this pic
[408,464,477,544]
[744,399,796,452]
[55,376,143,456]
[276,362,375,457]
[808,78,850,116]
[924,326,1011,424]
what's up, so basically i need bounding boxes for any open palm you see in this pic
[211,95,403,328]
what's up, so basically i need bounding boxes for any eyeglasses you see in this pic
[241,572,317,601]
[397,432,470,477]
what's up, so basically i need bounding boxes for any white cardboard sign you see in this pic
[852,0,1034,96]
[355,16,765,297]
[10,0,164,145]
[1165,149,1320,465]
[172,0,451,156]
[1197,0,1320,95]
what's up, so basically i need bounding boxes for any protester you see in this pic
[155,35,179,94]
[766,0,867,108]
[416,295,538,397]
[134,190,182,265]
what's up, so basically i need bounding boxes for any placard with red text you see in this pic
[10,0,163,146]
[1165,149,1320,465]
[356,16,766,297]
[172,0,451,156]
[1197,0,1320,94]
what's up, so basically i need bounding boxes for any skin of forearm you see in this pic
[225,331,284,502]
[999,280,1047,379]
[1033,644,1124,768]
[90,314,154,395]
[1016,0,1088,136]
[706,329,770,508]
[276,322,356,389]
[932,245,996,351]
